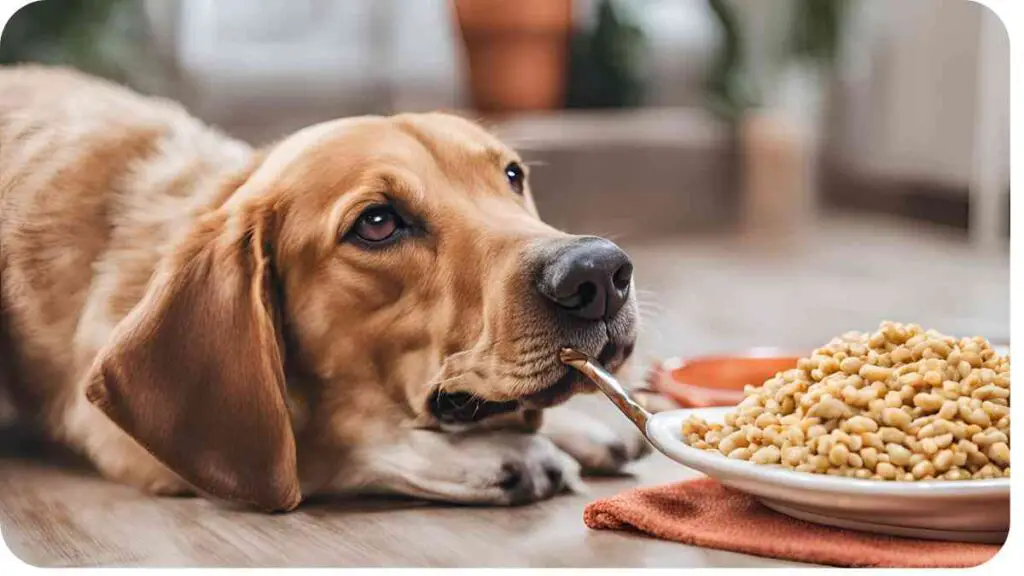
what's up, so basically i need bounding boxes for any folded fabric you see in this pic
[584,478,1003,568]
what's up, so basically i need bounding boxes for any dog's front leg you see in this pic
[324,430,581,506]
[539,396,652,475]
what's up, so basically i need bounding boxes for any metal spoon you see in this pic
[559,348,651,430]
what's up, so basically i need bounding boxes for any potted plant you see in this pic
[565,0,648,109]
[703,0,760,124]
[703,0,847,240]
[452,0,573,112]
[0,0,178,96]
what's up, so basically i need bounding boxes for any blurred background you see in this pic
[0,0,1010,390]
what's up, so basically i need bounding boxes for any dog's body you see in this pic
[0,66,645,510]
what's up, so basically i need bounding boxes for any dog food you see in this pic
[681,322,1010,480]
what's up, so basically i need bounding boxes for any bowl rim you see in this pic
[647,349,806,403]
[647,407,1010,499]
[656,348,806,375]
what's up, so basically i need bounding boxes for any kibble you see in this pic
[681,322,1010,481]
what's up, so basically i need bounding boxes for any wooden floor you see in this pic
[0,427,812,568]
[0,215,1008,567]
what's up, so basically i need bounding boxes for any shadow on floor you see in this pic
[0,423,98,477]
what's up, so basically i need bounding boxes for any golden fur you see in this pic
[0,66,642,511]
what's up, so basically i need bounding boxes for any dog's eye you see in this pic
[353,206,403,243]
[505,162,525,194]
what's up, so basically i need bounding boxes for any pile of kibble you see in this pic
[681,322,1010,481]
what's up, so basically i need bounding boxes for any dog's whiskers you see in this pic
[635,291,667,314]
[585,229,627,244]
[430,372,467,392]
[634,297,667,311]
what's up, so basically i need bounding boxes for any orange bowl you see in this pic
[646,349,803,408]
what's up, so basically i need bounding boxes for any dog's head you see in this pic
[85,113,637,511]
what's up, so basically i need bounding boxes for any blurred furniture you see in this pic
[823,0,1009,245]
[490,107,739,238]
[968,7,1010,251]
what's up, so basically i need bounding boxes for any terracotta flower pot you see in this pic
[453,0,572,112]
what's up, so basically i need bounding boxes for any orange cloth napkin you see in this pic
[584,478,1003,568]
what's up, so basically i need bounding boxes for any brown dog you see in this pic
[0,66,644,511]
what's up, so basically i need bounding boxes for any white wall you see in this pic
[829,0,1008,189]
[146,0,464,140]
[626,0,718,107]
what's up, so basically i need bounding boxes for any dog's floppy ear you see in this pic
[85,201,301,512]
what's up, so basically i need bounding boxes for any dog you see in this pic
[0,66,646,512]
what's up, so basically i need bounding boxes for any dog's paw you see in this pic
[355,430,582,506]
[470,433,581,505]
[540,402,652,475]
[558,422,650,475]
[489,434,585,502]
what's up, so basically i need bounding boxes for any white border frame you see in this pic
[0,0,1020,573]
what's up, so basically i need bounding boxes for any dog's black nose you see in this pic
[537,237,633,321]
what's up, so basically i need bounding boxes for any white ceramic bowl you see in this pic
[646,406,1010,544]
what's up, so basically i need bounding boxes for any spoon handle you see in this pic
[560,348,651,431]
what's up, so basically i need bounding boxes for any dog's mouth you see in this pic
[428,340,628,426]
[428,390,522,425]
